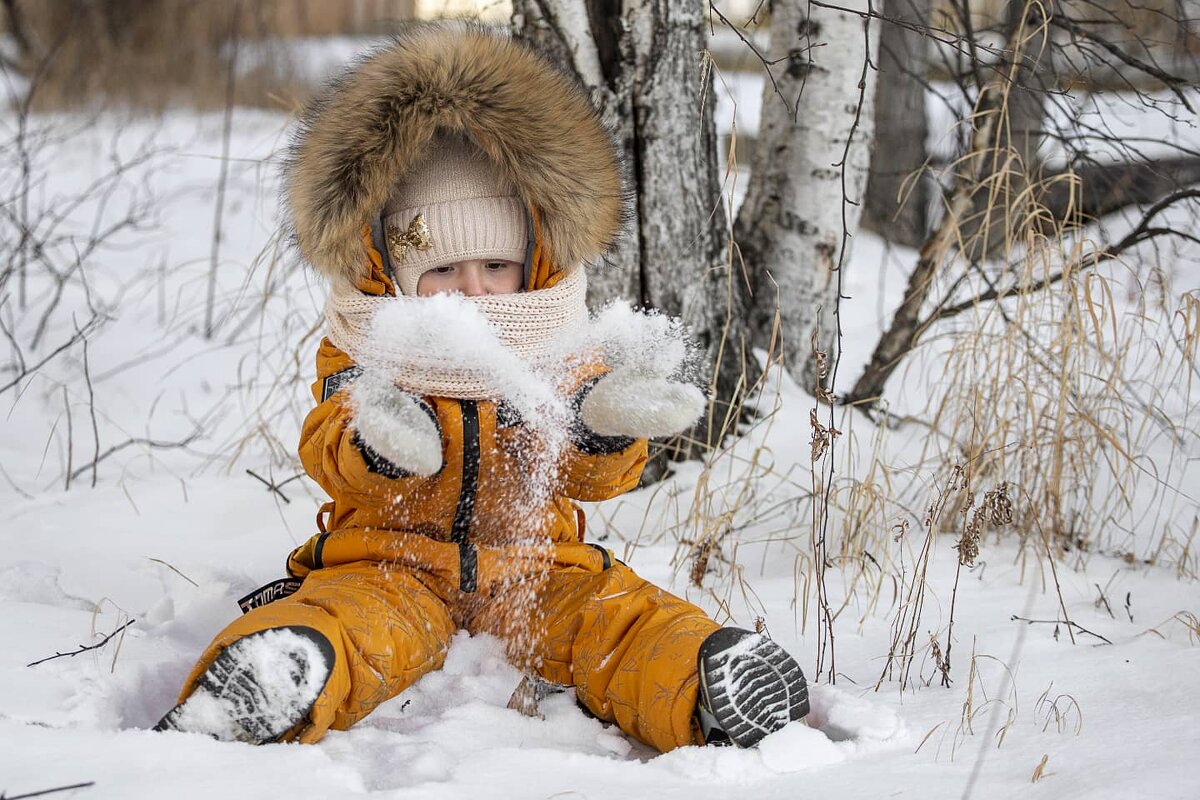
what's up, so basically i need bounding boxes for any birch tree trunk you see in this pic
[513,0,744,448]
[734,0,878,396]
[862,0,930,248]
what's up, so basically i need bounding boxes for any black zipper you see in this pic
[452,400,480,592]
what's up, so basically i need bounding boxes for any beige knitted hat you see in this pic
[382,136,528,295]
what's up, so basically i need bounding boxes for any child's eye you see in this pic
[431,265,455,275]
[485,261,514,272]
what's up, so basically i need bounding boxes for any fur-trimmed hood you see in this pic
[284,23,625,287]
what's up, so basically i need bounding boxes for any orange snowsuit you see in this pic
[176,252,719,752]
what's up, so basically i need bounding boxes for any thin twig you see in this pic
[2,783,97,800]
[244,469,303,504]
[0,313,101,395]
[1048,13,1194,113]
[0,299,26,375]
[808,0,1036,72]
[204,0,242,339]
[1010,615,1113,645]
[81,331,99,489]
[810,0,878,684]
[927,189,1200,323]
[707,1,792,115]
[26,619,137,667]
[69,430,203,482]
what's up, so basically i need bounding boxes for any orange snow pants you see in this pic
[176,531,719,752]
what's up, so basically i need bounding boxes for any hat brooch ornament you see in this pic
[386,214,434,261]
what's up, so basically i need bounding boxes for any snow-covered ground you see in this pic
[3,41,1199,800]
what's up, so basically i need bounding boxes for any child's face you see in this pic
[416,259,523,297]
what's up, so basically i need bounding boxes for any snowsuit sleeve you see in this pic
[297,229,447,508]
[298,338,442,505]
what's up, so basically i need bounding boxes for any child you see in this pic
[156,23,808,752]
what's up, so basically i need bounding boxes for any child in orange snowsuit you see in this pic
[157,25,808,753]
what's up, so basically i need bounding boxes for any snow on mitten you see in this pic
[348,372,442,477]
[578,367,706,439]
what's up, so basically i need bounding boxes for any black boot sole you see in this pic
[697,628,810,748]
[155,626,334,744]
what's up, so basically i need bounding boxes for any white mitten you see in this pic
[578,367,706,439]
[348,372,443,477]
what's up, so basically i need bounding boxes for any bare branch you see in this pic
[1048,12,1195,113]
[2,784,98,800]
[1010,615,1113,645]
[245,468,304,504]
[809,0,1030,68]
[927,189,1200,324]
[68,430,205,484]
[26,619,137,667]
[707,1,793,114]
[0,313,102,396]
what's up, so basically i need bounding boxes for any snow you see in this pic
[356,294,703,485]
[2,37,1200,800]
[569,303,697,382]
[367,292,566,419]
[361,294,697,415]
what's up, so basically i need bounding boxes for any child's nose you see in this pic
[460,267,486,297]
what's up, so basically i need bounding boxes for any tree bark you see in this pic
[861,0,931,248]
[513,1,741,449]
[734,0,878,396]
[513,0,639,306]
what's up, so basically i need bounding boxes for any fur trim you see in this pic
[284,23,626,287]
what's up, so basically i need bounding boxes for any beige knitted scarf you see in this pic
[324,263,588,399]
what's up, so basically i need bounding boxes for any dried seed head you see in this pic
[986,482,1014,526]
[929,632,951,687]
[809,409,842,462]
[957,508,982,566]
[811,331,829,381]
[810,333,835,404]
[690,538,715,588]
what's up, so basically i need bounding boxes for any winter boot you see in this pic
[696,627,809,748]
[155,626,334,744]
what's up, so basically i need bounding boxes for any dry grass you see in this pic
[612,0,1200,715]
[1035,684,1083,734]
[3,0,417,112]
[919,191,1199,577]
